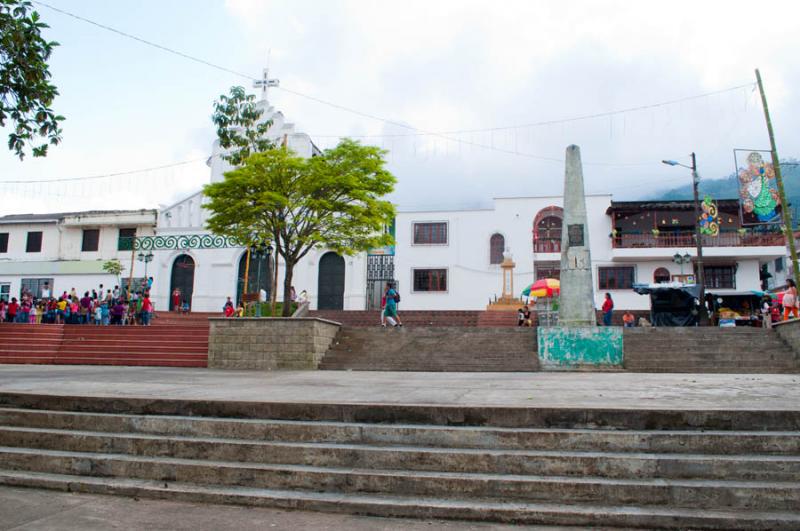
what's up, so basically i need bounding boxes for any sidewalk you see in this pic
[0,486,551,531]
[0,365,798,410]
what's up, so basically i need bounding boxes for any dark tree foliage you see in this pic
[0,0,64,159]
[212,86,274,165]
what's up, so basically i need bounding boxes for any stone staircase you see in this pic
[310,310,483,327]
[0,392,798,528]
[319,326,538,371]
[0,313,211,367]
[624,327,799,373]
[476,310,521,327]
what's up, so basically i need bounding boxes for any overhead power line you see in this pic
[33,0,255,81]
[303,83,756,138]
[0,157,208,184]
[32,1,757,168]
[37,2,757,138]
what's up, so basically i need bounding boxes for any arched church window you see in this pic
[654,267,671,283]
[489,233,505,264]
[533,206,564,253]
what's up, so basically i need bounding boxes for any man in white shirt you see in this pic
[40,282,51,300]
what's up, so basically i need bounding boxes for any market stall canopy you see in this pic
[632,283,701,326]
[522,278,560,298]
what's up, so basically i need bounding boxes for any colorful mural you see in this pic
[735,149,781,225]
[699,195,720,236]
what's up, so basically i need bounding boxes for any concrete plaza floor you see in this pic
[0,365,798,410]
[0,486,568,531]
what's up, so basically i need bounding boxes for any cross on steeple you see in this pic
[253,68,279,101]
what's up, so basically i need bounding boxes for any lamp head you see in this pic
[673,253,681,262]
[683,253,691,262]
[662,160,679,166]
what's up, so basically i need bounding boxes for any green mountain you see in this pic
[650,158,800,226]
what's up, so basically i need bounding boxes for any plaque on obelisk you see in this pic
[558,145,596,326]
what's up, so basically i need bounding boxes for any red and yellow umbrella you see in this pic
[522,278,560,298]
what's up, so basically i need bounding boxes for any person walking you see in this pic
[141,294,153,326]
[783,279,798,321]
[601,293,614,326]
[382,283,402,327]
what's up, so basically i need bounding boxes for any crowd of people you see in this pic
[0,279,155,326]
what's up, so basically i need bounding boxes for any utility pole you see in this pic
[690,152,707,323]
[756,68,799,287]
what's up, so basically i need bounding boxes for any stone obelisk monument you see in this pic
[559,145,596,326]
[537,145,623,370]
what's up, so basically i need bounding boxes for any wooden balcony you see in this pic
[534,240,561,253]
[611,230,785,249]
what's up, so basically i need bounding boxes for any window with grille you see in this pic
[413,269,447,292]
[535,261,560,280]
[534,215,562,252]
[489,233,504,264]
[598,266,635,289]
[20,278,53,298]
[0,233,7,253]
[82,229,100,252]
[25,231,42,253]
[775,257,785,273]
[413,222,447,245]
[118,228,136,251]
[704,265,736,289]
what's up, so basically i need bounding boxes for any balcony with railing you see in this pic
[534,239,561,253]
[611,230,785,249]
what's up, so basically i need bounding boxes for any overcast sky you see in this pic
[1,0,798,215]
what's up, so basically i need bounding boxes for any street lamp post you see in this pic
[136,252,154,290]
[663,153,707,323]
[673,252,692,277]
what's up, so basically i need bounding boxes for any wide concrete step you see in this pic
[3,470,798,530]
[2,426,798,481]
[3,393,799,430]
[2,447,798,510]
[3,408,797,455]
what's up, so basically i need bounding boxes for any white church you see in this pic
[0,72,790,314]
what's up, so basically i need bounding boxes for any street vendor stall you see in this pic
[707,292,764,327]
[632,282,701,326]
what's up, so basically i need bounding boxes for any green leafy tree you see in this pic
[102,259,124,286]
[0,0,64,159]
[204,140,396,316]
[212,86,274,165]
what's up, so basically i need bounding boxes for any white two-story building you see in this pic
[393,196,787,312]
[0,210,156,301]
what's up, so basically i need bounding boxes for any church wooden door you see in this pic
[318,252,345,310]
[170,254,195,310]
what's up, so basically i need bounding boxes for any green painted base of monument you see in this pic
[537,327,623,371]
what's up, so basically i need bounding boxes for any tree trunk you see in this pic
[282,263,294,317]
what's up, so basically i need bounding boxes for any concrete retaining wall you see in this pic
[774,319,800,362]
[208,318,341,370]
